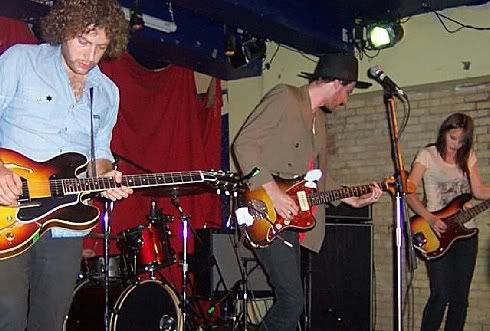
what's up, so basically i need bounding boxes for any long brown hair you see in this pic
[435,113,474,174]
[41,0,128,59]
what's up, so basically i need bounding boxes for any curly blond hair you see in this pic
[41,0,128,59]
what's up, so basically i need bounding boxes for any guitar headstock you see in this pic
[203,170,246,196]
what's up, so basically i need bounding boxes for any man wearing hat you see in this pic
[232,52,383,331]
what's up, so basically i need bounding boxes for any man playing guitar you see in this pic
[0,0,132,329]
[233,53,383,331]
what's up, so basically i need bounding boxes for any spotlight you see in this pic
[366,21,404,50]
[242,36,266,62]
[129,0,144,31]
[225,33,266,68]
[224,34,237,57]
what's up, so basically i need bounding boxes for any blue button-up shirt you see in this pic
[0,44,119,237]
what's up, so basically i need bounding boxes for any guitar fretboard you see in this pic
[54,171,207,194]
[309,183,378,206]
[449,199,490,225]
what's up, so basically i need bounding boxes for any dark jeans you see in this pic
[421,236,478,331]
[0,233,83,331]
[254,231,303,331]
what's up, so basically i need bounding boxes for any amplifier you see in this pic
[193,228,272,298]
[325,202,372,222]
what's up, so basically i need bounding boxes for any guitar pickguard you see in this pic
[17,195,79,222]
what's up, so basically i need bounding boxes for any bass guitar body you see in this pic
[410,194,479,260]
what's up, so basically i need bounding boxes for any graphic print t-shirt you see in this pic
[414,145,477,228]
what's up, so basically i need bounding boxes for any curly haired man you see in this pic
[0,1,132,329]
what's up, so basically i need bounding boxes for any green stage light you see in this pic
[366,21,404,50]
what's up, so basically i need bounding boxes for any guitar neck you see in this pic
[451,199,490,225]
[309,182,380,206]
[59,171,207,194]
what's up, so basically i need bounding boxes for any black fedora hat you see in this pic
[299,53,371,89]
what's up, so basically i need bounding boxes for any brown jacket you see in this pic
[233,84,337,252]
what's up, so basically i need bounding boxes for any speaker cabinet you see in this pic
[193,229,272,298]
[326,202,372,222]
[305,223,373,331]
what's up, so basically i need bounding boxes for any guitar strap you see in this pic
[89,87,97,177]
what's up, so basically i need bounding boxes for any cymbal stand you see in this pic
[238,257,253,331]
[102,199,114,331]
[171,195,190,330]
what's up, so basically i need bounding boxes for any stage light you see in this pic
[366,21,404,50]
[242,36,266,63]
[225,33,266,68]
[129,0,144,31]
[224,34,237,57]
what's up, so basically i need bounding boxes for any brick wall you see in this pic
[325,76,490,331]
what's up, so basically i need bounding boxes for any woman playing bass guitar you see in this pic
[406,112,490,331]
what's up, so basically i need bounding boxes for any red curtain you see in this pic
[0,16,38,53]
[0,18,224,290]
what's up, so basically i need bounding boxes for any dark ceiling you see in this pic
[1,0,488,80]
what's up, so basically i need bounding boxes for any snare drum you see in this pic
[119,220,175,273]
[80,255,128,279]
[64,279,182,331]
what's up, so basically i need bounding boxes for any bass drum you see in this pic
[64,279,182,331]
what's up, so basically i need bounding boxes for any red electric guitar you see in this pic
[243,174,409,247]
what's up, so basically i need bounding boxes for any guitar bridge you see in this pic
[247,200,268,219]
[413,232,427,247]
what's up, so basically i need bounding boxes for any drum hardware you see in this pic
[118,200,176,279]
[170,195,191,330]
[102,199,115,331]
[87,232,123,240]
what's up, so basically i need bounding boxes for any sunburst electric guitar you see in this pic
[410,193,487,260]
[244,175,409,247]
[0,148,241,260]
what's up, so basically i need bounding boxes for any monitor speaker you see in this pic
[303,223,373,331]
[193,228,272,298]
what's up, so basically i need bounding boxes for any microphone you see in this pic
[368,65,406,98]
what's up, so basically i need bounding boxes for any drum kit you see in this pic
[64,200,183,331]
[63,172,246,331]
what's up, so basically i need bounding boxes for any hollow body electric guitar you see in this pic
[244,175,400,247]
[410,193,486,260]
[0,148,240,260]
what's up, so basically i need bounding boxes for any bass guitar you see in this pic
[0,148,241,260]
[243,175,406,247]
[410,193,486,260]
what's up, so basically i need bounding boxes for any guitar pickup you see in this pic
[296,191,309,211]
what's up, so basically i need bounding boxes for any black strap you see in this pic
[89,87,97,177]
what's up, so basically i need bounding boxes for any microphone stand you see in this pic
[171,195,190,330]
[103,199,114,331]
[383,91,414,331]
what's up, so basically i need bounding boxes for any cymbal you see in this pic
[143,184,214,197]
[86,232,122,240]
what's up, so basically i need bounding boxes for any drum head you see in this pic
[112,280,182,331]
[64,279,126,331]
